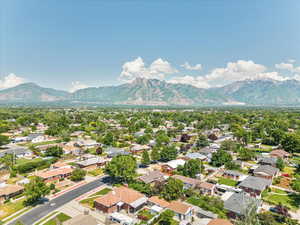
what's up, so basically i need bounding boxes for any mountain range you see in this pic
[0,78,300,106]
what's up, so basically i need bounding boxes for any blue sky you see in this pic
[1,0,300,91]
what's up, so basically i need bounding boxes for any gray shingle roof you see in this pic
[238,176,271,191]
[224,192,260,216]
[138,171,165,184]
[253,165,279,176]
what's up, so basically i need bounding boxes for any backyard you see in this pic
[262,188,300,210]
[218,177,238,187]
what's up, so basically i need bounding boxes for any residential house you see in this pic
[161,159,186,174]
[63,213,99,225]
[109,212,136,225]
[36,167,73,183]
[223,170,243,181]
[207,219,233,225]
[253,165,279,180]
[198,182,216,195]
[270,149,290,159]
[224,192,261,219]
[94,186,147,214]
[63,143,82,155]
[0,184,24,203]
[0,147,33,158]
[130,144,150,155]
[148,196,170,209]
[76,139,100,149]
[138,171,166,185]
[167,201,193,221]
[193,206,217,219]
[28,133,46,143]
[76,157,107,171]
[185,152,207,161]
[172,175,201,189]
[238,176,271,197]
[258,157,277,167]
[105,147,130,158]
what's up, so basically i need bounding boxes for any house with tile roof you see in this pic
[36,167,73,183]
[0,184,24,203]
[94,186,147,214]
[167,201,193,221]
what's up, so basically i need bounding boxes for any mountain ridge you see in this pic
[0,78,300,106]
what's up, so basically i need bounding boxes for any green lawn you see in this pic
[80,188,112,207]
[28,139,62,148]
[0,199,26,220]
[263,192,300,210]
[87,168,103,177]
[16,158,43,166]
[90,188,112,197]
[218,177,238,187]
[43,213,71,225]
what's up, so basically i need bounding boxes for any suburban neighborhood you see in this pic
[0,108,299,225]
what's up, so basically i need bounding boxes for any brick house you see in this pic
[94,186,147,214]
[36,167,73,183]
[238,176,271,197]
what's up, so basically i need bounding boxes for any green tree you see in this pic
[210,150,232,167]
[236,201,260,225]
[44,146,63,158]
[103,132,114,146]
[160,145,177,162]
[105,155,137,183]
[70,168,86,181]
[137,135,150,145]
[161,177,184,201]
[181,159,202,178]
[141,150,150,166]
[159,210,175,225]
[291,179,300,192]
[281,133,300,153]
[238,148,256,161]
[220,140,238,152]
[276,158,285,171]
[24,176,50,205]
[196,135,209,148]
[0,135,9,146]
[151,147,160,162]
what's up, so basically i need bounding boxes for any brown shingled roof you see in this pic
[95,186,145,207]
[167,201,191,215]
[207,219,233,225]
[148,196,170,208]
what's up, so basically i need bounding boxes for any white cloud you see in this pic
[203,60,270,85]
[275,62,294,71]
[181,62,202,71]
[119,57,177,82]
[70,81,89,93]
[0,73,26,89]
[288,59,296,63]
[168,75,210,88]
[169,60,287,88]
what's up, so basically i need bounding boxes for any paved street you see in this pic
[7,176,108,225]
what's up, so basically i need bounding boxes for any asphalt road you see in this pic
[8,176,108,225]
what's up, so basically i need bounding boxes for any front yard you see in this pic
[79,187,112,208]
[43,212,71,225]
[0,199,26,220]
[218,177,238,187]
